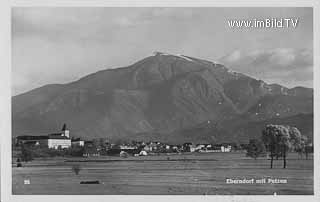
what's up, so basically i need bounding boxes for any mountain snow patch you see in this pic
[176,54,193,62]
[152,52,194,62]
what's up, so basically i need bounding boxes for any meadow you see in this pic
[12,152,313,195]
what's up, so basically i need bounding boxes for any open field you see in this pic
[12,152,313,195]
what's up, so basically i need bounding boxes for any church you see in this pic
[16,124,72,149]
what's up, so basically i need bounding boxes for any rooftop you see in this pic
[17,133,70,140]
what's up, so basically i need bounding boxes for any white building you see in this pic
[221,145,232,152]
[120,145,137,150]
[190,146,197,152]
[196,144,205,150]
[45,124,71,149]
[72,138,85,147]
[45,136,71,149]
[16,124,72,149]
[139,150,148,156]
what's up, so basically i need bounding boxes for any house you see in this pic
[207,144,232,152]
[119,151,129,158]
[190,145,197,152]
[71,138,85,147]
[83,141,100,157]
[206,144,212,149]
[120,145,137,150]
[16,135,48,146]
[171,145,178,150]
[169,145,182,152]
[23,140,40,147]
[143,145,153,152]
[195,144,214,152]
[83,147,100,157]
[146,142,159,151]
[183,142,193,152]
[221,145,232,152]
[196,144,205,151]
[83,141,95,149]
[139,150,148,156]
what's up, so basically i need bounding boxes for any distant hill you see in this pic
[12,52,313,143]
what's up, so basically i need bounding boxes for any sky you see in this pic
[12,7,313,95]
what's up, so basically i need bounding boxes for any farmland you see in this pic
[12,152,313,195]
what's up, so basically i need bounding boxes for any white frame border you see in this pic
[1,1,319,202]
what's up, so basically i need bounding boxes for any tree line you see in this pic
[246,124,312,169]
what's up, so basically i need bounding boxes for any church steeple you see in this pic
[62,123,67,131]
[61,123,70,138]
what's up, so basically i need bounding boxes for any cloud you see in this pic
[110,8,195,28]
[219,48,313,88]
[113,16,137,27]
[11,8,313,95]
[150,8,194,19]
[221,50,242,63]
[269,49,296,66]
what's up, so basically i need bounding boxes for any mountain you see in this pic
[12,52,313,143]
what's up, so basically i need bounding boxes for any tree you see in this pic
[71,164,81,175]
[305,144,313,160]
[120,151,129,158]
[246,139,266,160]
[262,124,304,169]
[296,145,305,159]
[300,136,311,160]
[16,158,22,167]
[20,145,34,162]
[262,125,290,169]
[68,146,84,157]
[293,133,308,159]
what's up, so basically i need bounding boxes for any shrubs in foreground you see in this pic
[71,164,81,175]
[18,145,85,161]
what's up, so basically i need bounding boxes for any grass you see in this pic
[12,152,313,195]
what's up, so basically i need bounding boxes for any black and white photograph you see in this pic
[3,4,318,198]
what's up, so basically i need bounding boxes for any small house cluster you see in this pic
[105,141,234,157]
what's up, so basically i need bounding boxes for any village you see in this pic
[14,124,237,159]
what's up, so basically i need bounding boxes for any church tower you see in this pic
[61,123,70,138]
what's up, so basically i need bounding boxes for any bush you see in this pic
[66,146,84,157]
[19,145,84,159]
[246,139,267,160]
[16,158,22,167]
[20,145,34,162]
[72,164,81,175]
[120,151,129,158]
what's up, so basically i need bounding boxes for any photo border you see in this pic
[1,0,319,202]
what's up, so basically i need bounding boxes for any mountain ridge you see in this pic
[12,52,313,143]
